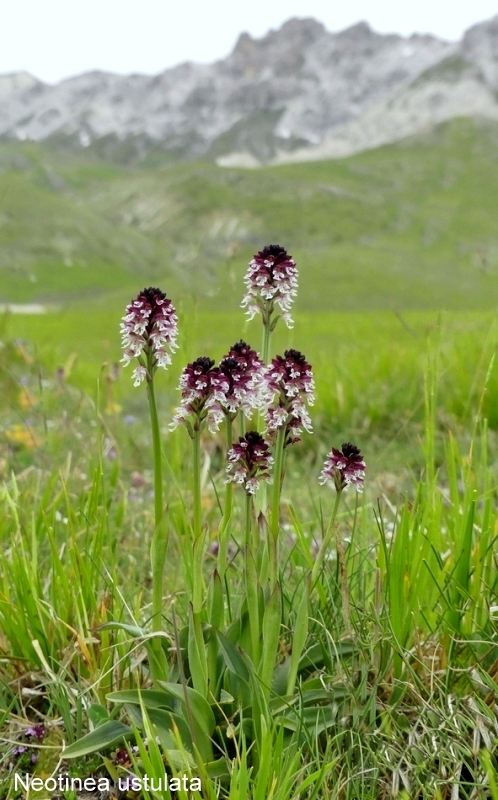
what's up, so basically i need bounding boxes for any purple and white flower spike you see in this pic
[241,245,298,329]
[264,349,315,445]
[171,356,225,435]
[225,431,274,494]
[213,340,267,419]
[319,443,366,493]
[120,287,178,385]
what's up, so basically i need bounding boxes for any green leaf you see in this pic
[156,747,196,771]
[286,580,309,695]
[277,703,338,734]
[123,703,193,749]
[259,582,282,696]
[293,759,339,797]
[157,681,216,736]
[188,605,209,698]
[207,570,224,629]
[271,658,290,698]
[63,720,132,758]
[96,621,144,638]
[448,495,476,634]
[301,688,347,704]
[205,758,230,780]
[219,689,234,704]
[147,709,194,753]
[216,630,250,682]
[299,638,355,670]
[107,689,173,710]
[86,704,109,726]
[245,548,261,664]
[225,617,241,643]
[298,642,325,670]
[122,704,195,759]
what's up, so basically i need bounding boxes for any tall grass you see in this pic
[1,306,498,798]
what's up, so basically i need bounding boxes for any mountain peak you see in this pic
[338,20,375,38]
[0,71,42,94]
[232,17,326,61]
[462,13,498,51]
[0,15,497,165]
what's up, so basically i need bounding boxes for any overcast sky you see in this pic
[2,0,497,84]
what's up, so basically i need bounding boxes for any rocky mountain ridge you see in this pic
[1,15,498,164]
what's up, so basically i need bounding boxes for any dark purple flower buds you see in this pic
[319,443,366,493]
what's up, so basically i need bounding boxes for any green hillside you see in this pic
[1,117,498,312]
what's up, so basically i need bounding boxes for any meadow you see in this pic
[1,119,498,799]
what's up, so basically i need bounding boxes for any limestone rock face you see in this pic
[1,15,498,163]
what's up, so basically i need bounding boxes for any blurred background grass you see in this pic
[1,117,497,312]
[1,115,498,490]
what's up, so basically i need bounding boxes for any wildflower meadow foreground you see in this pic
[1,245,498,799]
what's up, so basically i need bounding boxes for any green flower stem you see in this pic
[239,410,246,436]
[311,491,352,635]
[245,490,253,548]
[259,581,281,702]
[217,416,233,582]
[254,312,273,449]
[261,314,272,367]
[146,372,164,535]
[245,493,261,665]
[191,428,208,692]
[335,523,352,636]
[269,426,286,589]
[254,306,274,519]
[147,373,165,624]
[146,367,169,679]
[311,491,341,585]
[192,427,202,539]
[192,427,205,614]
